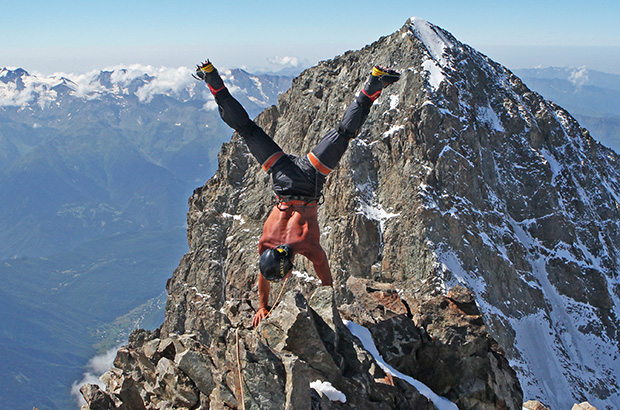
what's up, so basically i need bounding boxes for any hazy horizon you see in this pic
[3,43,620,78]
[3,1,619,76]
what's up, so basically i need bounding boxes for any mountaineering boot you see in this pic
[336,65,402,139]
[374,65,401,86]
[194,60,226,95]
[361,65,402,101]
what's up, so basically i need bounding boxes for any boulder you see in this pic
[523,400,551,410]
[80,384,115,410]
[342,277,522,410]
[572,402,597,410]
[411,285,523,410]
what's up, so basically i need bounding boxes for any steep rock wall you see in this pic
[83,17,620,410]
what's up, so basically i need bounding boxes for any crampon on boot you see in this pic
[373,65,401,86]
[193,60,226,95]
[362,65,401,101]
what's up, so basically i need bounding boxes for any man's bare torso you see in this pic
[258,205,322,259]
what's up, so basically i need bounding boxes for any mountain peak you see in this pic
[0,67,30,78]
[407,17,456,67]
[77,18,620,410]
[0,67,30,92]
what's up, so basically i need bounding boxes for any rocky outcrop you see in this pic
[81,287,431,409]
[572,403,598,410]
[410,286,521,409]
[82,16,620,410]
[343,280,522,410]
[523,401,551,410]
[81,284,520,409]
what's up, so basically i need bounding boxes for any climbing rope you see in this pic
[266,273,291,319]
[235,328,246,410]
[235,274,290,410]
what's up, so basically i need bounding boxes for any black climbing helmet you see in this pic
[259,245,293,282]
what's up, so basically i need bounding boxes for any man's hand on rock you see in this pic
[252,307,269,327]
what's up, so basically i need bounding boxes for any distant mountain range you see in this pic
[514,67,620,153]
[0,66,293,259]
[0,65,293,410]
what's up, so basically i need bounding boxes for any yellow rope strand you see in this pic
[235,328,246,410]
[266,274,290,318]
[237,274,290,408]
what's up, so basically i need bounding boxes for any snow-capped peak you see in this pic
[0,64,293,114]
[408,17,455,68]
[0,65,205,107]
[405,17,460,92]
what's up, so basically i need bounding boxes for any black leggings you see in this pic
[214,88,373,198]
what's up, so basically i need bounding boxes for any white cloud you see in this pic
[0,70,67,107]
[204,99,218,111]
[0,65,199,105]
[131,65,195,102]
[568,66,590,87]
[0,81,34,107]
[267,55,300,67]
[70,346,120,406]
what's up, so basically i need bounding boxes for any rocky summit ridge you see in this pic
[81,17,620,410]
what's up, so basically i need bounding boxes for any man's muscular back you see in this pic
[258,205,331,284]
[259,206,318,251]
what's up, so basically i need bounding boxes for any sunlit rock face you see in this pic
[82,17,620,410]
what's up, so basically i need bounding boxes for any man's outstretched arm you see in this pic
[306,245,333,286]
[252,274,271,327]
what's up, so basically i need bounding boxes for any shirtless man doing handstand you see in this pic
[194,61,400,326]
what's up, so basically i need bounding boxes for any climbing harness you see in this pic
[276,195,324,211]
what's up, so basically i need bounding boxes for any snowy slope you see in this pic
[404,17,620,409]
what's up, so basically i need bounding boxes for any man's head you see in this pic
[259,245,293,282]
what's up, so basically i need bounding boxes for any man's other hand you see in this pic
[252,307,270,327]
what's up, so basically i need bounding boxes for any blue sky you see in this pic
[2,0,620,74]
